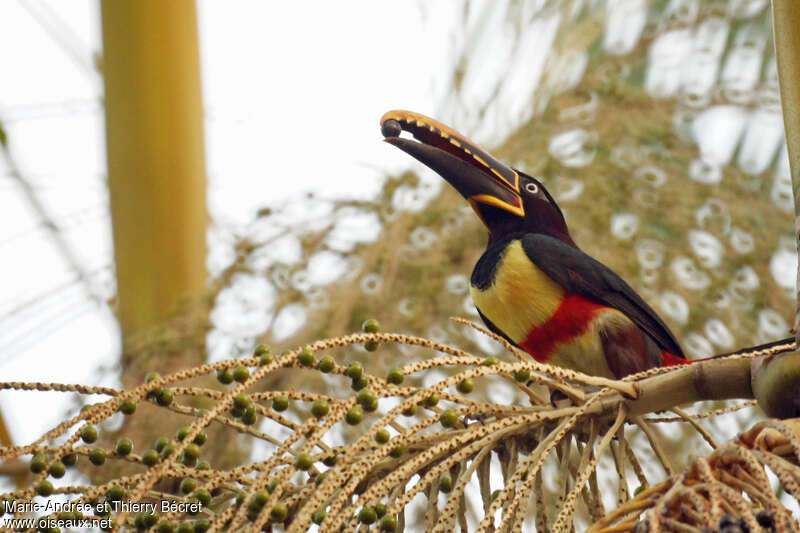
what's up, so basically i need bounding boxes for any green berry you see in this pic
[196,461,210,471]
[513,369,531,382]
[119,399,137,415]
[176,522,193,533]
[375,503,388,518]
[250,490,269,509]
[312,509,327,525]
[374,429,390,444]
[311,400,330,418]
[36,480,54,496]
[322,455,337,467]
[158,520,176,533]
[176,426,190,441]
[364,396,379,412]
[81,425,98,443]
[315,471,329,485]
[141,449,159,466]
[380,515,398,532]
[345,405,363,425]
[259,351,274,365]
[317,355,334,373]
[232,365,250,382]
[351,375,369,391]
[145,372,161,383]
[362,319,380,333]
[241,407,257,425]
[115,437,133,456]
[180,478,197,494]
[268,479,279,493]
[440,409,459,428]
[402,404,417,416]
[193,519,210,533]
[389,446,405,458]
[182,453,197,467]
[483,356,499,366]
[161,443,175,457]
[89,448,106,465]
[270,502,288,522]
[491,489,501,501]
[633,485,645,496]
[154,436,169,452]
[255,344,271,357]
[386,367,404,385]
[295,453,313,471]
[422,393,440,407]
[30,453,48,473]
[184,443,201,461]
[364,340,379,352]
[345,362,363,380]
[457,379,474,394]
[298,348,315,367]
[62,454,77,467]
[48,460,66,478]
[272,395,289,412]
[357,389,376,407]
[233,394,252,410]
[107,485,125,501]
[358,507,377,525]
[193,431,207,446]
[439,475,453,493]
[193,489,211,507]
[156,388,174,406]
[216,368,233,384]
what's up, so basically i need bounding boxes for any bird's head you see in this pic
[381,110,574,246]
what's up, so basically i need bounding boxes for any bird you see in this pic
[380,109,792,379]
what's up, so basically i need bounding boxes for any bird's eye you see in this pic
[525,182,539,194]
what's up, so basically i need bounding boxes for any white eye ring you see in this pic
[525,182,539,194]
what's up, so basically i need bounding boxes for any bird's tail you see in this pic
[660,336,797,367]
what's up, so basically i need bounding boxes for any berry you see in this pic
[145,372,161,383]
[141,449,159,466]
[216,368,233,384]
[196,461,210,471]
[351,375,369,391]
[386,368,404,385]
[345,405,364,425]
[154,436,169,452]
[311,400,330,418]
[380,515,398,532]
[422,393,440,407]
[389,446,405,458]
[362,319,380,333]
[514,369,531,382]
[232,365,250,382]
[115,437,133,456]
[36,480,54,496]
[119,399,137,415]
[298,349,315,367]
[156,388,174,406]
[312,509,326,525]
[107,485,125,501]
[323,456,337,467]
[48,460,66,478]
[402,404,417,417]
[89,448,106,465]
[439,475,452,493]
[193,489,211,507]
[375,503,388,518]
[357,389,376,408]
[364,341,379,352]
[270,502,288,522]
[176,426,190,441]
[158,520,176,533]
[184,443,201,461]
[317,355,334,373]
[180,478,197,494]
[62,454,77,467]
[241,407,257,425]
[374,429,390,444]
[30,453,48,473]
[81,425,98,444]
[483,356,499,366]
[233,394,252,410]
[193,519,210,533]
[457,379,474,394]
[345,362,363,380]
[440,409,458,428]
[358,507,377,524]
[272,395,289,412]
[295,453,313,471]
[193,431,207,446]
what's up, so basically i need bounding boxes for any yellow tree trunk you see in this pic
[101,0,208,359]
[773,0,800,340]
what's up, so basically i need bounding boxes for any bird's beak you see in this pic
[380,110,524,222]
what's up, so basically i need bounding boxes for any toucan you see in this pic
[380,110,793,379]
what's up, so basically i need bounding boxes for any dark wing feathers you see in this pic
[520,234,685,358]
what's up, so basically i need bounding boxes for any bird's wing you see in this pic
[520,234,685,358]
